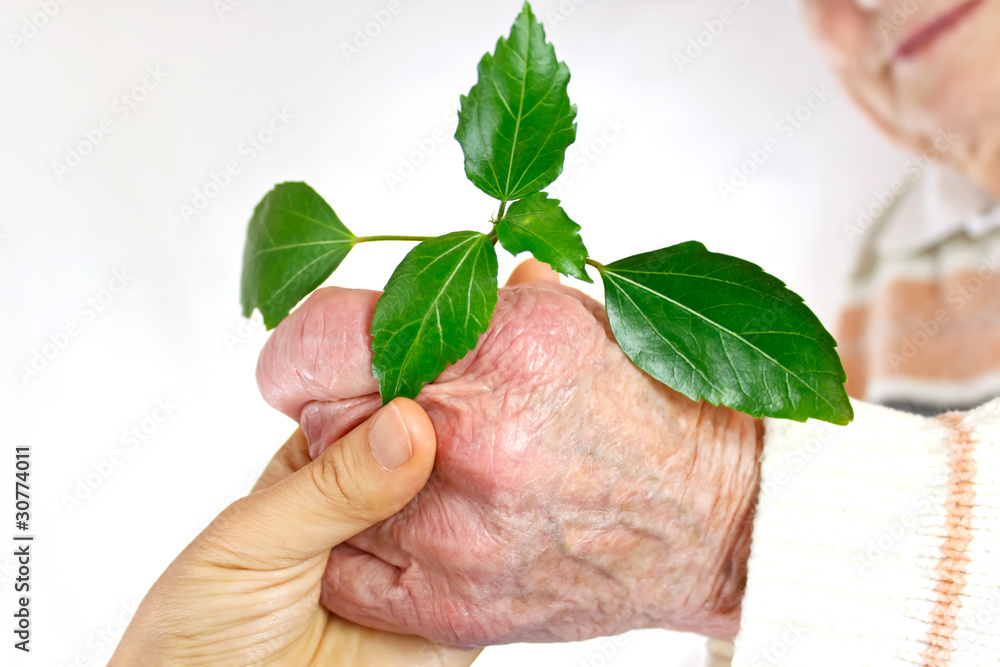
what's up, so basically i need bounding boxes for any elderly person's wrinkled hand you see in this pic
[256,261,762,647]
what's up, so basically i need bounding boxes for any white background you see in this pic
[1,1,910,665]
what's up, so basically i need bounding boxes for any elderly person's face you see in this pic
[801,0,1000,192]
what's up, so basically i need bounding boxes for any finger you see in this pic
[505,258,561,286]
[256,287,381,420]
[251,428,311,493]
[205,398,436,566]
[318,619,483,666]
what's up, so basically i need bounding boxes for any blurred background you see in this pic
[1,1,911,665]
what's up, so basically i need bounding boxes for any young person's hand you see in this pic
[111,401,482,666]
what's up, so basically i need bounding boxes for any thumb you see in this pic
[204,398,435,567]
[506,258,561,286]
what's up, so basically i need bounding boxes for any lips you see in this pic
[894,0,986,60]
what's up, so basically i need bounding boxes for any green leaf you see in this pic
[240,182,355,329]
[372,232,499,403]
[598,242,853,425]
[496,193,591,282]
[455,2,577,202]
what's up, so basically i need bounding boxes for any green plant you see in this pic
[240,3,852,425]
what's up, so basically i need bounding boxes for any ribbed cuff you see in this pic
[731,399,998,667]
[949,399,1000,665]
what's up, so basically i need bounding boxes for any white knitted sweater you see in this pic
[729,398,1000,666]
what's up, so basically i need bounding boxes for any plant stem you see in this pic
[354,235,433,244]
[585,257,605,271]
[496,200,508,223]
[487,228,499,245]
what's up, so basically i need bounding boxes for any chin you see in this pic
[902,95,1000,197]
[851,65,1000,196]
[809,0,1000,194]
[948,138,1000,197]
[882,25,1000,193]
[895,54,1000,132]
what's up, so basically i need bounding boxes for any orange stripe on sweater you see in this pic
[921,414,977,666]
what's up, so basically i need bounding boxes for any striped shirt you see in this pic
[838,165,1000,414]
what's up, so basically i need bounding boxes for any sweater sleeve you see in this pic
[731,398,1000,667]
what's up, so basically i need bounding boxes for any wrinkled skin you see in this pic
[257,276,761,648]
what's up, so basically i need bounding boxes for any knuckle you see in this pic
[210,497,248,536]
[311,443,378,521]
[197,499,255,565]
